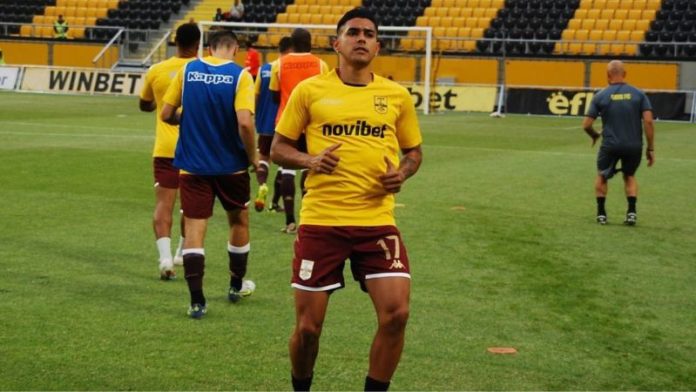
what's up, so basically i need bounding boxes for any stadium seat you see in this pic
[623,19,636,30]
[581,19,595,30]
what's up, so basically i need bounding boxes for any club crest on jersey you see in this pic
[374,96,388,114]
[299,259,315,281]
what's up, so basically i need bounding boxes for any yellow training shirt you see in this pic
[139,56,193,158]
[276,70,422,227]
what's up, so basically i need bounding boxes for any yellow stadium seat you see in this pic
[628,9,642,20]
[615,9,628,19]
[330,5,345,14]
[45,6,57,16]
[458,26,471,37]
[77,0,88,7]
[276,13,288,23]
[416,16,428,26]
[479,0,492,7]
[318,5,331,14]
[587,9,600,19]
[85,8,97,18]
[308,5,320,14]
[579,0,592,8]
[55,6,67,16]
[297,5,309,14]
[257,34,269,46]
[568,19,581,30]
[465,17,477,28]
[77,7,88,17]
[629,30,644,41]
[484,8,497,18]
[73,16,85,26]
[595,19,609,30]
[594,0,607,8]
[603,30,617,40]
[459,8,473,17]
[466,0,480,7]
[65,8,78,17]
[430,16,442,26]
[440,16,453,27]
[20,25,33,37]
[574,9,587,19]
[567,42,583,54]
[597,43,611,54]
[472,8,485,18]
[424,7,437,17]
[432,0,444,5]
[445,26,458,37]
[448,8,461,17]
[94,7,107,18]
[581,19,595,30]
[491,0,504,8]
[453,17,466,27]
[616,30,631,41]
[582,43,597,54]
[33,15,46,24]
[575,29,589,41]
[623,19,636,30]
[444,0,457,6]
[107,0,118,10]
[633,0,647,8]
[470,27,483,38]
[433,26,446,37]
[314,36,329,48]
[624,44,637,55]
[310,14,322,24]
[641,9,656,20]
[606,0,620,8]
[477,17,490,28]
[85,16,96,25]
[646,0,660,9]
[41,26,53,38]
[600,9,614,19]
[609,19,623,30]
[70,27,85,39]
[636,19,650,30]
[609,43,625,54]
[285,4,298,13]
[288,14,300,23]
[96,0,108,8]
[589,29,603,41]
[299,14,311,24]
[562,29,575,40]
[436,8,449,17]
[619,0,634,9]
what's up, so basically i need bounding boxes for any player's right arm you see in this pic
[271,85,340,173]
[236,71,258,170]
[139,68,156,112]
[160,67,184,125]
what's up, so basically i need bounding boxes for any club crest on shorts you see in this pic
[299,259,315,281]
[374,96,388,114]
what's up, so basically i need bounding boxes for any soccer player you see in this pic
[160,29,258,319]
[253,36,292,212]
[270,8,423,391]
[139,23,200,280]
[269,28,329,233]
[583,60,655,226]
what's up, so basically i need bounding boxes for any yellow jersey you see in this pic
[139,56,193,158]
[276,70,422,226]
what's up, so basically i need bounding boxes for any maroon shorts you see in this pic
[179,172,250,219]
[153,157,179,189]
[257,134,273,156]
[291,225,410,292]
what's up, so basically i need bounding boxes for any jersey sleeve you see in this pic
[319,60,329,75]
[254,69,262,95]
[269,60,280,92]
[395,88,422,149]
[586,93,600,118]
[275,84,308,141]
[640,90,653,112]
[162,66,184,107]
[139,67,155,101]
[235,70,255,113]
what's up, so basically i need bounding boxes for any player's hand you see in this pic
[307,143,341,174]
[379,157,405,193]
[646,149,655,167]
[590,132,600,147]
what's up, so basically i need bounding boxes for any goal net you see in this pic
[197,20,433,114]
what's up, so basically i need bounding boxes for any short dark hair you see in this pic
[208,29,238,50]
[291,28,312,53]
[278,36,292,53]
[175,23,201,49]
[336,7,378,34]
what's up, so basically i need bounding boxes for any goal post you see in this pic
[197,21,433,114]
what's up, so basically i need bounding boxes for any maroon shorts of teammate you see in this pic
[291,225,411,292]
[153,157,179,189]
[257,134,273,156]
[179,171,250,219]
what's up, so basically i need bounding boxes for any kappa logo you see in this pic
[299,259,315,281]
[374,96,388,114]
[389,259,405,270]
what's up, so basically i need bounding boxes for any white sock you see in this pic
[156,237,172,262]
[174,236,185,259]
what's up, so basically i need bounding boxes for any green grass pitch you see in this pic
[1,91,695,390]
